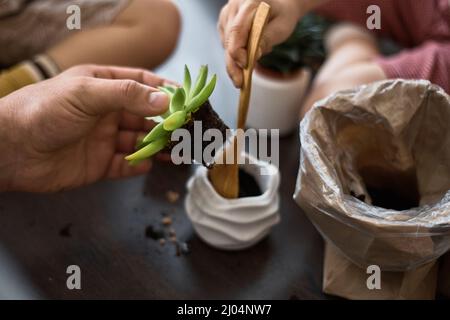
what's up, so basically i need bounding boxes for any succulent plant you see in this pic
[125,65,217,164]
[258,13,331,75]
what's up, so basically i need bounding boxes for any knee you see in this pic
[300,74,346,119]
[300,62,387,119]
[299,81,331,120]
[325,23,378,55]
[123,0,181,66]
[141,0,181,58]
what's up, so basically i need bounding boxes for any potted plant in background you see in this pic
[247,13,330,136]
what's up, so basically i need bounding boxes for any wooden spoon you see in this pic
[209,2,271,199]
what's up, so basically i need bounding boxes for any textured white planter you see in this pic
[185,154,280,250]
[247,67,311,136]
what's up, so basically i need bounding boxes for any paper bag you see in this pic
[294,80,450,271]
[438,251,450,298]
[323,242,438,299]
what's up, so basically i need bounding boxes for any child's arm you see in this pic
[376,41,450,94]
[219,0,328,87]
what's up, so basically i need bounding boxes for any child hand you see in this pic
[218,0,304,87]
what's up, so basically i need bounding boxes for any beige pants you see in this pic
[0,0,129,67]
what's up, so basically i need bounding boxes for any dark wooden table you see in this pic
[0,130,328,299]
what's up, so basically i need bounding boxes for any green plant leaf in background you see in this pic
[258,13,331,75]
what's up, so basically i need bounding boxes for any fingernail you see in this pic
[232,77,241,89]
[231,75,239,88]
[163,80,180,87]
[149,92,169,112]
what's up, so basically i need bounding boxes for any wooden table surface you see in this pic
[0,131,328,299]
[0,0,330,300]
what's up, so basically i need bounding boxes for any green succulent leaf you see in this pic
[128,158,145,166]
[146,107,171,123]
[183,65,192,98]
[163,110,187,131]
[147,87,176,122]
[170,87,186,113]
[134,134,146,149]
[186,74,216,112]
[142,121,169,143]
[126,65,218,164]
[158,85,175,97]
[190,65,208,99]
[125,137,168,161]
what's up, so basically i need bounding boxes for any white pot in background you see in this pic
[247,67,311,136]
[185,153,280,250]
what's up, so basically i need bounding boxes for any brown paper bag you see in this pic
[323,242,438,299]
[438,252,450,298]
[295,80,450,272]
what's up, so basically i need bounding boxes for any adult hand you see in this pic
[218,0,304,87]
[0,65,170,192]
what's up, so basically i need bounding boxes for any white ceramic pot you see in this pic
[185,153,280,250]
[247,67,311,136]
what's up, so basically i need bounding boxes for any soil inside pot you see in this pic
[357,166,420,210]
[238,169,262,198]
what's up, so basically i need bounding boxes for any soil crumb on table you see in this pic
[175,241,190,256]
[162,216,173,226]
[165,190,180,203]
[145,218,190,257]
[145,225,165,240]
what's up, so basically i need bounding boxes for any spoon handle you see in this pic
[209,2,271,199]
[237,2,271,130]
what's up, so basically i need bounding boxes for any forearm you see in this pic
[376,41,450,94]
[0,98,18,192]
